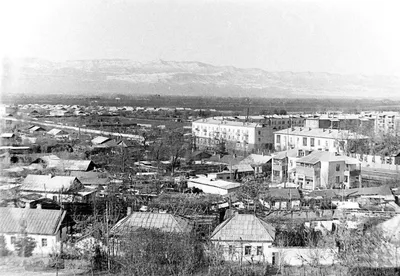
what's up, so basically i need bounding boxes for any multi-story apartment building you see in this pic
[305,114,375,132]
[274,127,369,153]
[192,115,306,153]
[271,148,312,183]
[295,151,361,190]
[362,112,400,134]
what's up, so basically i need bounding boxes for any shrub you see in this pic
[0,235,9,256]
[14,236,36,257]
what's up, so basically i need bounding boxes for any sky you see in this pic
[1,0,400,75]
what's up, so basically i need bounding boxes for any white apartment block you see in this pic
[192,115,306,152]
[274,127,369,154]
[295,151,361,190]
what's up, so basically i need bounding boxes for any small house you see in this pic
[0,206,69,255]
[210,213,276,263]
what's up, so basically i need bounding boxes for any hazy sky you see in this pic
[1,0,400,75]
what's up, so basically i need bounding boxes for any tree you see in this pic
[117,229,206,276]
[0,235,9,256]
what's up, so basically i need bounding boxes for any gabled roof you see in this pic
[211,214,275,242]
[47,160,95,171]
[117,140,137,147]
[47,128,68,136]
[70,171,111,185]
[0,207,66,235]
[208,154,245,165]
[91,136,111,145]
[229,164,254,173]
[239,154,272,166]
[273,148,301,160]
[21,175,83,193]
[111,212,193,235]
[1,133,15,138]
[264,188,301,200]
[29,126,45,132]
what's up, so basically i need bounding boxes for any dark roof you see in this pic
[70,171,111,185]
[307,185,393,199]
[0,207,66,235]
[111,212,194,235]
[208,154,245,165]
[211,214,275,242]
[265,188,301,200]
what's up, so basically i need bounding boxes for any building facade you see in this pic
[295,151,361,190]
[192,115,305,153]
[274,127,369,153]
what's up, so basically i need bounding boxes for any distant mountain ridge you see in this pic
[2,58,400,98]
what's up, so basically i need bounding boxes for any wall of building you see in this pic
[212,241,274,263]
[2,232,62,256]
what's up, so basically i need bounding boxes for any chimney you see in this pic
[37,203,42,209]
[127,206,132,216]
[25,203,30,209]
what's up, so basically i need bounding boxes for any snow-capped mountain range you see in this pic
[2,58,400,98]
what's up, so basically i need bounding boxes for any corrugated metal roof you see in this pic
[21,175,83,193]
[211,214,275,242]
[111,212,193,235]
[0,207,65,235]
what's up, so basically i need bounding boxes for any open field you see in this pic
[4,94,400,114]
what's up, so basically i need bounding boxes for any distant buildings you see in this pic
[274,127,369,153]
[192,115,305,153]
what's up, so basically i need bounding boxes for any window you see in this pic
[303,137,307,146]
[276,135,281,143]
[258,131,261,135]
[229,245,234,254]
[42,238,47,247]
[318,139,320,146]
[256,246,263,256]
[336,176,340,184]
[344,176,348,182]
[336,164,340,171]
[11,236,16,244]
[310,138,315,147]
[53,195,57,201]
[244,246,251,256]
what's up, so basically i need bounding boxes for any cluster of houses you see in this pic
[1,104,400,269]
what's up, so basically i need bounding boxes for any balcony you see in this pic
[349,169,361,176]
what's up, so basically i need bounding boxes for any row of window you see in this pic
[228,245,263,256]
[11,236,47,247]
[276,135,335,149]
